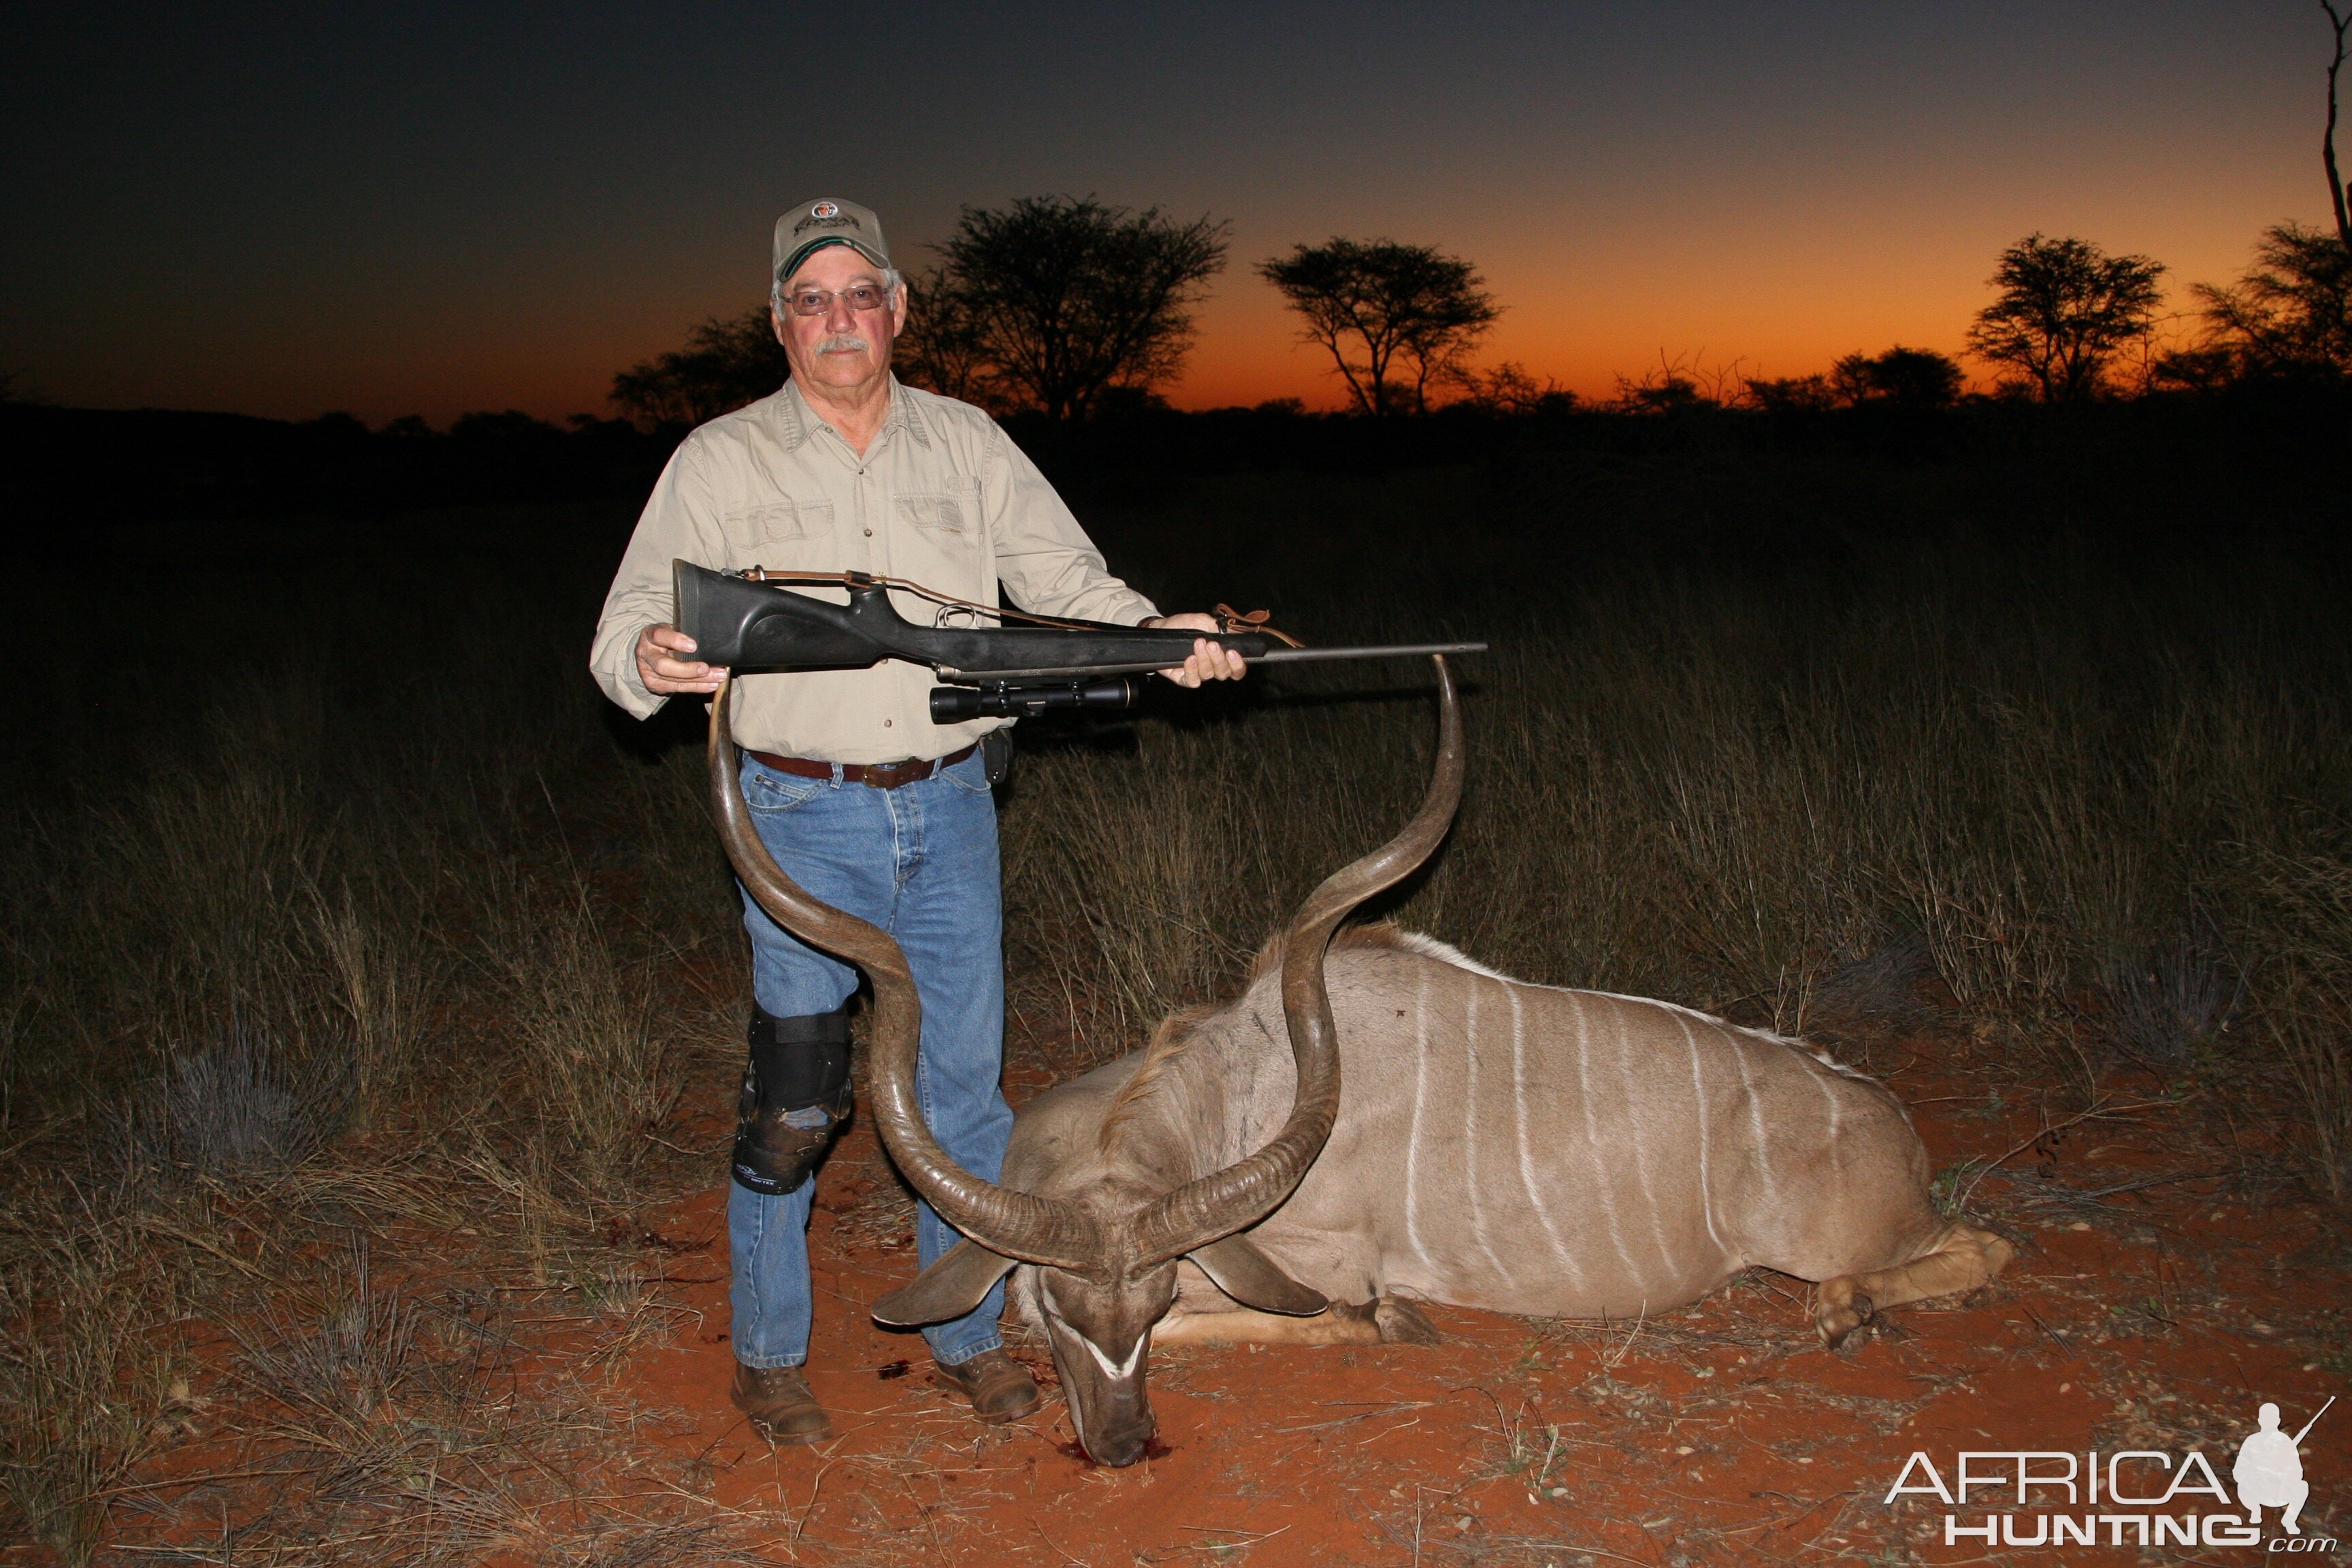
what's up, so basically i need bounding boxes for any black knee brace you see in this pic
[730,1002,853,1196]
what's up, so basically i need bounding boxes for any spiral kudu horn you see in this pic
[1131,655,1466,1267]
[706,677,1100,1269]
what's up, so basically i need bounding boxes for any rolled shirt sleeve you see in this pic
[589,435,729,719]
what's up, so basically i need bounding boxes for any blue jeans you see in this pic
[727,745,1013,1370]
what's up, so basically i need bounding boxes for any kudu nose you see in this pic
[1085,1416,1157,1469]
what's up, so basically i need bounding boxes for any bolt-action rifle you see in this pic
[674,560,1484,724]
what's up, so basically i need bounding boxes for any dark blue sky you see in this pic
[1,2,2332,419]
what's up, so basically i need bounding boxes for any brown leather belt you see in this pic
[745,744,976,789]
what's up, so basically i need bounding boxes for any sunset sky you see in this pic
[1,3,2336,424]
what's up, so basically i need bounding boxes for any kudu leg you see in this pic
[1813,1224,2015,1349]
[1152,1296,1441,1350]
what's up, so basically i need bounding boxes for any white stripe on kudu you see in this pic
[1675,1011,1729,1257]
[1616,1002,1682,1281]
[1730,1030,1782,1212]
[1507,979,1584,1289]
[1403,966,1431,1267]
[1463,974,1515,1286]
[1567,990,1646,1292]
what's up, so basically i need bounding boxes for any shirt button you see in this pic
[883,718,892,727]
[863,526,874,536]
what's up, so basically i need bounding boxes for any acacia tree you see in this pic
[1259,240,1500,415]
[2193,224,2352,375]
[609,306,789,428]
[1965,234,2166,402]
[930,196,1228,420]
[1828,346,1964,408]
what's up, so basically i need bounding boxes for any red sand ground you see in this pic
[95,1030,2347,1567]
[578,1039,2347,1567]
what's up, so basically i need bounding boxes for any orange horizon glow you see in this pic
[57,216,2302,429]
[36,225,2309,429]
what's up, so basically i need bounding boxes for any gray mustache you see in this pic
[817,334,870,353]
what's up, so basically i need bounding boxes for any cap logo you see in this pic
[811,201,838,218]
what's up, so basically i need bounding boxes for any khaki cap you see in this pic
[774,197,892,281]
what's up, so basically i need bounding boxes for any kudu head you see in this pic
[707,659,1464,1466]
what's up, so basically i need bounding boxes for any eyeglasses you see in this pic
[781,282,893,316]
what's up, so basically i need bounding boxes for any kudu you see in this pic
[708,659,2012,1467]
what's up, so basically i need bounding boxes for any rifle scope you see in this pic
[929,679,1141,723]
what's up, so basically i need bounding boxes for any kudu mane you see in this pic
[1092,1002,1225,1155]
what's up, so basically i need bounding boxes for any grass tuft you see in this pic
[136,1022,353,1180]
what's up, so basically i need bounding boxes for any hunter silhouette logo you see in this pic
[2238,1396,2331,1537]
[1883,1393,2335,1551]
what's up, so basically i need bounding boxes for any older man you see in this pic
[590,198,1242,1443]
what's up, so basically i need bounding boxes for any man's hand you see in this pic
[1143,613,1250,688]
[636,623,729,696]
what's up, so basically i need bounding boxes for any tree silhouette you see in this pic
[609,306,791,429]
[1829,346,1964,408]
[1744,374,1836,414]
[1260,240,1500,416]
[1455,361,1575,415]
[929,196,1228,420]
[2193,224,2352,376]
[1965,234,2166,402]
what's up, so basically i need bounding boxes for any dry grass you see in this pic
[0,1207,184,1561]
[1001,560,2351,1126]
[0,542,740,1561]
[2249,846,2352,1198]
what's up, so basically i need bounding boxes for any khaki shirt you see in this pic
[590,378,1158,762]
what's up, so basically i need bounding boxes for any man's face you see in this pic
[772,244,905,395]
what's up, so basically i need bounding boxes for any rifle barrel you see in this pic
[1253,642,1488,664]
[942,641,1488,683]
[2291,1394,2336,1446]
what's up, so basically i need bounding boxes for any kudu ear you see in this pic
[870,1239,1019,1328]
[1188,1233,1327,1316]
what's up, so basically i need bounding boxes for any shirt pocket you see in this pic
[722,499,835,555]
[893,490,972,538]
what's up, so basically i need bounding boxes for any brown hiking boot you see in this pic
[730,1362,830,1445]
[934,1349,1043,1424]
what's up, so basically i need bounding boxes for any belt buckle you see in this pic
[864,757,918,789]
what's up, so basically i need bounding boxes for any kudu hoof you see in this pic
[1814,1288,1876,1352]
[1374,1296,1441,1346]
